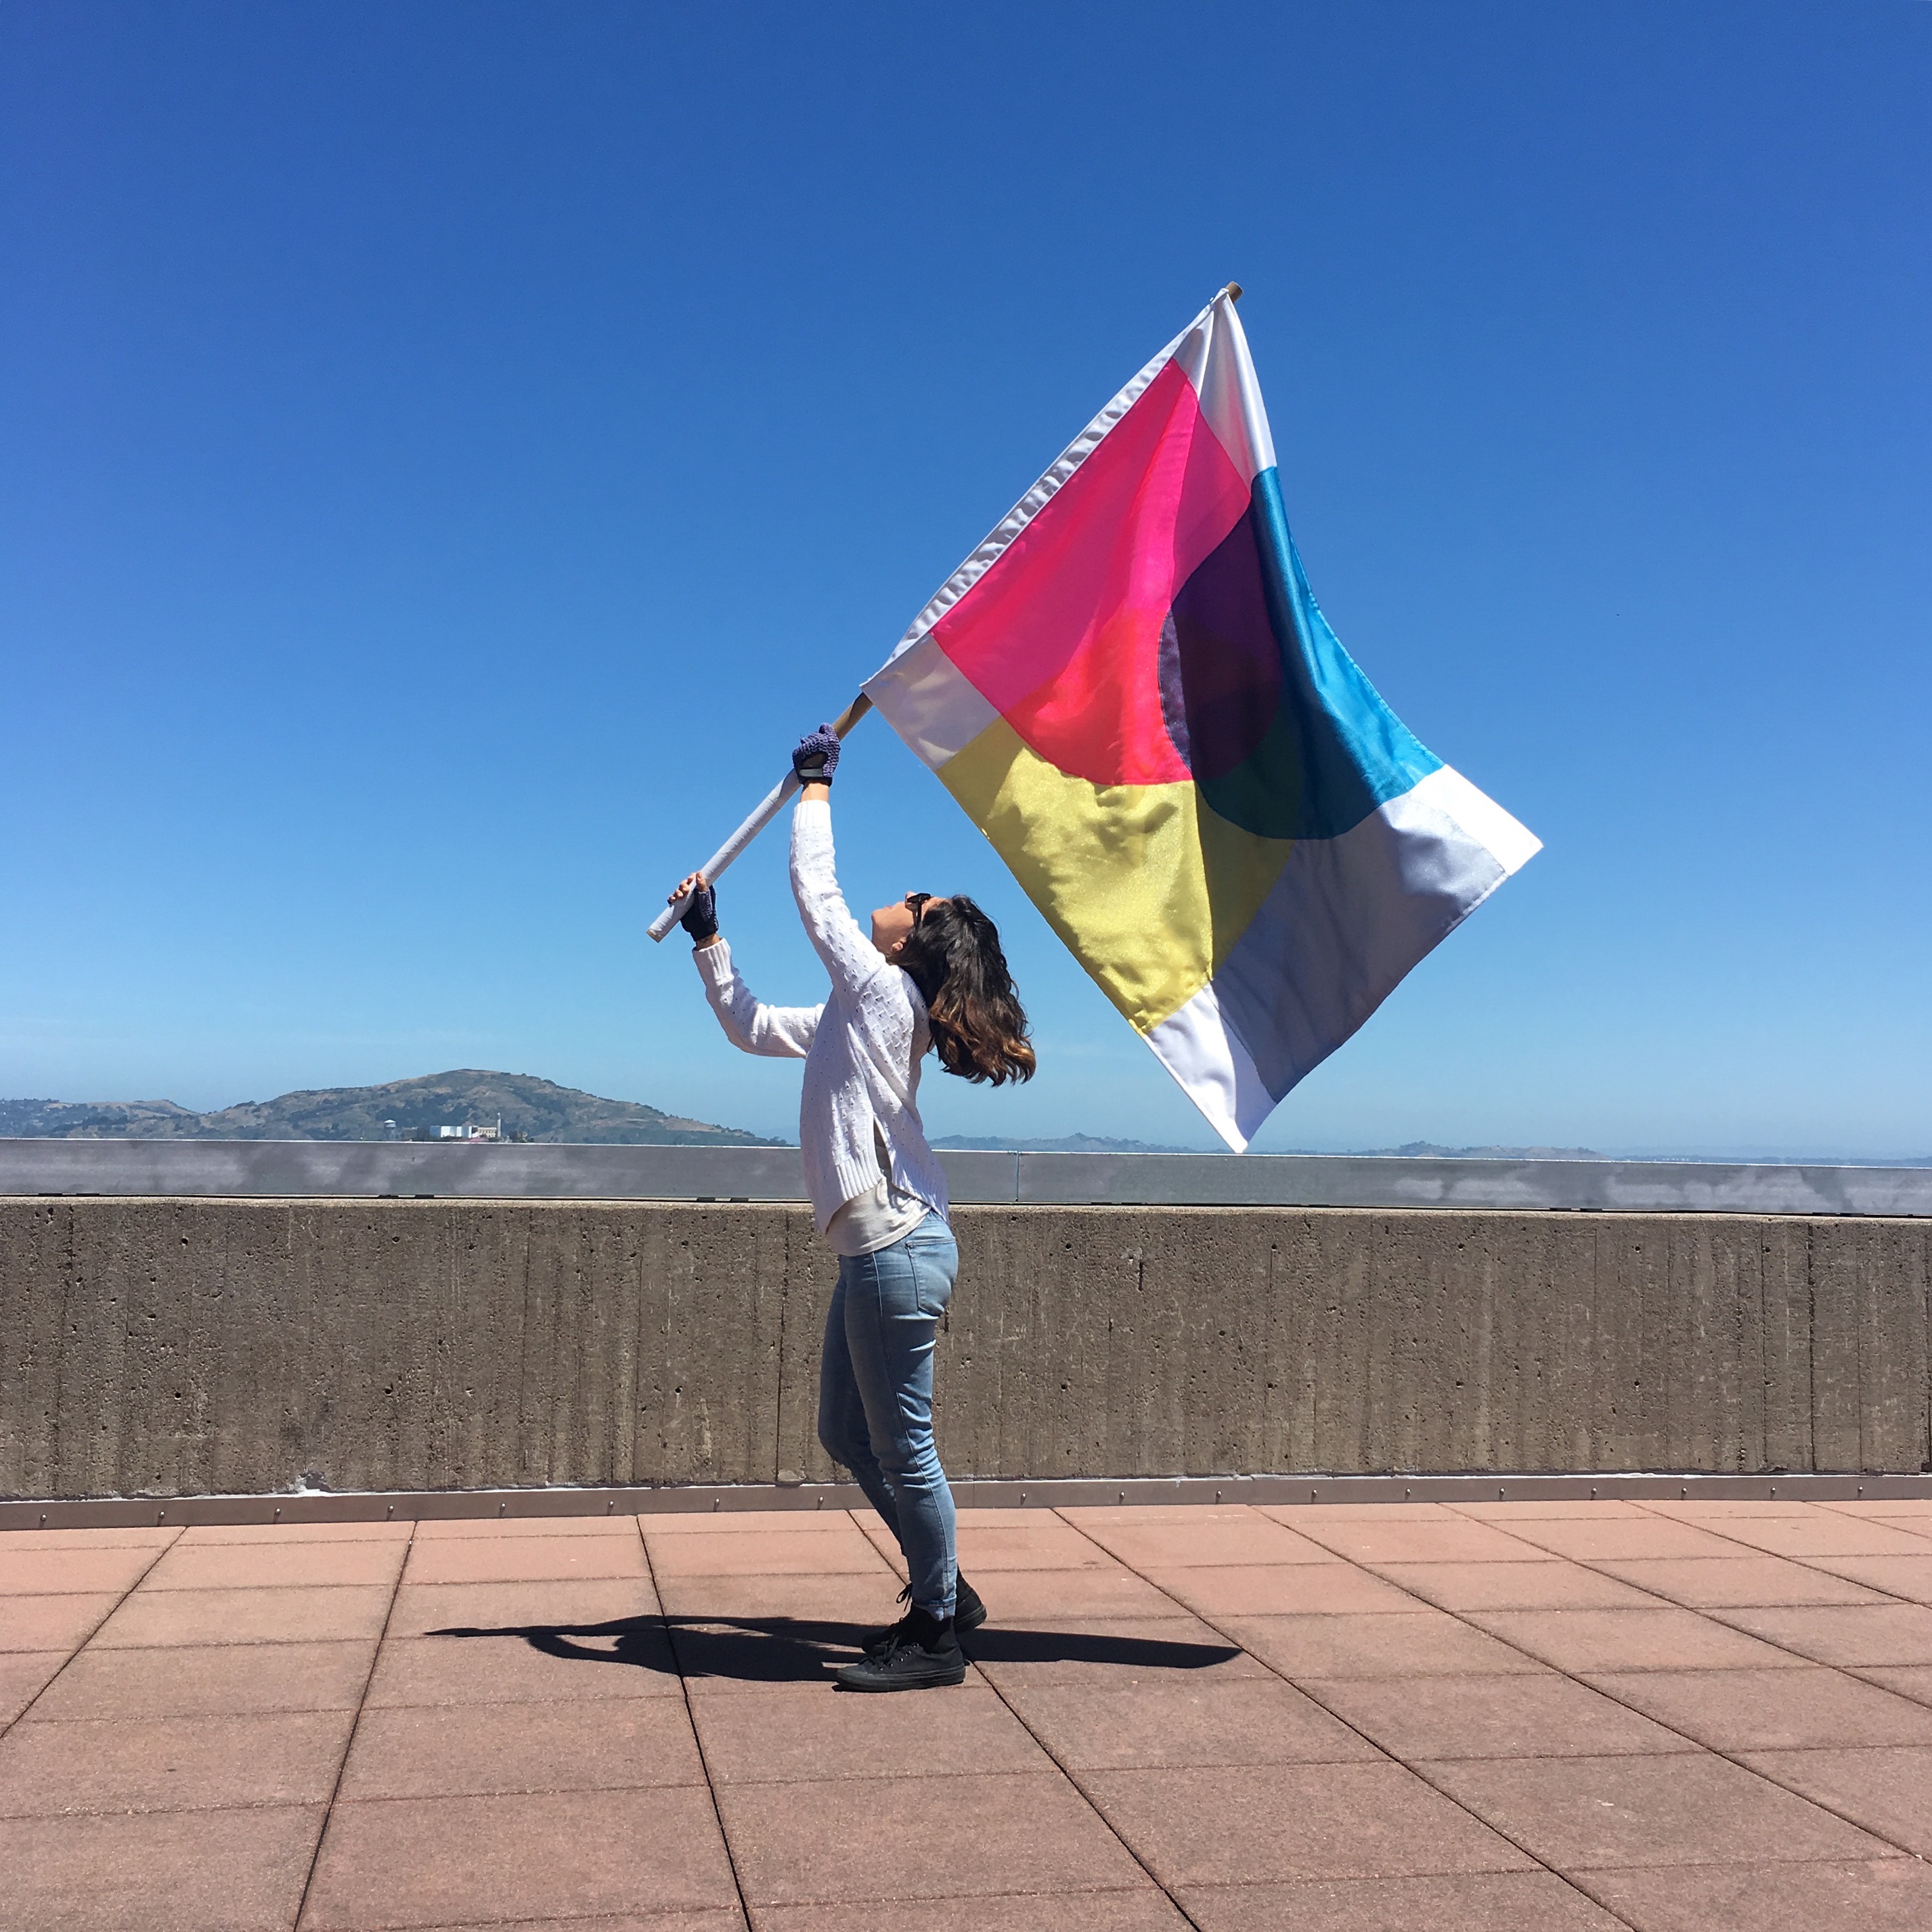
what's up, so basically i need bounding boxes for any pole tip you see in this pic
[1225,282,1243,303]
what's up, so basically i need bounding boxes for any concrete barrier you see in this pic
[3,1195,1926,1500]
[7,1137,1931,1215]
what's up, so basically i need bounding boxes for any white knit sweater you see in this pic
[693,797,950,1235]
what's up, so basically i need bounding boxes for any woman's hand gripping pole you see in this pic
[648,693,873,944]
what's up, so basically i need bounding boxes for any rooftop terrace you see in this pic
[5,1495,1932,1929]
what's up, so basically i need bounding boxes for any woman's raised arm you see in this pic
[790,794,887,1003]
[670,871,821,1058]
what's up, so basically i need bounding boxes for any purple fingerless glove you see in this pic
[791,724,841,785]
[679,881,718,942]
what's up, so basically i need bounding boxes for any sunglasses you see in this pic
[904,892,932,926]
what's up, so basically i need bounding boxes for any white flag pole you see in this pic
[647,693,874,943]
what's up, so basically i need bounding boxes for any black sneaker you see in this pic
[954,1572,988,1636]
[862,1573,987,1658]
[835,1610,967,1692]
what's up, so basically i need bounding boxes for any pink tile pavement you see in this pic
[0,1543,166,1595]
[5,1496,1930,1931]
[175,1519,414,1545]
[0,1803,326,1931]
[1178,1871,1626,1930]
[1582,1858,1932,1932]
[0,1651,70,1727]
[1283,1514,1543,1566]
[1059,1506,1336,1568]
[142,1539,408,1591]
[0,1526,181,1550]
[717,1768,1149,1906]
[401,1531,649,1585]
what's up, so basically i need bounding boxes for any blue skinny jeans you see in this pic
[816,1213,959,1618]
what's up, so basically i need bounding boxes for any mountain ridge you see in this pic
[0,1070,778,1146]
[931,1132,1197,1155]
[5,1083,1922,1165]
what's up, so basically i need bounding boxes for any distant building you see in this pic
[434,1117,503,1142]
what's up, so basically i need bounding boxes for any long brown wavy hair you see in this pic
[896,896,1036,1085]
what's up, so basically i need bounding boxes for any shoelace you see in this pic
[881,1583,936,1659]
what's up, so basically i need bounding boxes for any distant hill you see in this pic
[1358,1141,1608,1160]
[930,1135,1612,1158]
[12,1088,1912,1164]
[932,1133,1197,1154]
[0,1071,779,1147]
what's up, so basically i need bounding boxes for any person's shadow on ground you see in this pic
[428,1613,1240,1686]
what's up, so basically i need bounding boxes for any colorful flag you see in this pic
[863,288,1539,1151]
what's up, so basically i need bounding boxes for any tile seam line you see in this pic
[0,1527,181,1738]
[290,1516,416,1930]
[1816,1516,1932,1547]
[738,1881,1195,1914]
[0,1794,347,1824]
[1432,1492,1932,1614]
[1588,1497,1932,1613]
[1556,1851,1925,1926]
[948,1611,1210,1927]
[695,1751,1374,1786]
[637,1512,756,1932]
[1665,1743,1932,1864]
[24,1631,391,1655]
[1295,1508,1932,1866]
[14,1701,366,1724]
[246,1772,715,1809]
[1749,1541,1932,1598]
[843,1501,1200,1918]
[1049,1505,1652,1930]
[1841,1665,1932,1709]
[1340,1546,1905,1620]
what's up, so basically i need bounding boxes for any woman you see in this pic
[669,724,1034,1691]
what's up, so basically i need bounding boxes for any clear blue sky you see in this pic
[3,1,1927,1158]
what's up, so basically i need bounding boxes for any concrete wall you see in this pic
[2,1198,1927,1499]
[11,1136,1932,1215]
